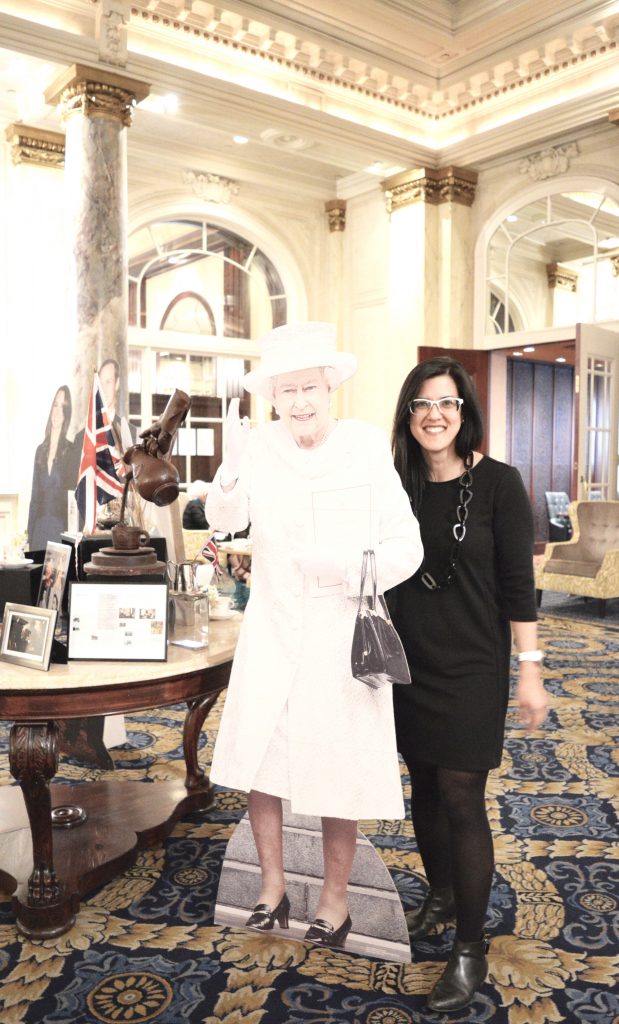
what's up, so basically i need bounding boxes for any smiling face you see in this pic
[273,366,332,448]
[409,373,463,460]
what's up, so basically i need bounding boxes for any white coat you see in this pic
[205,419,423,820]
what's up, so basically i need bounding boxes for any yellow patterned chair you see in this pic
[182,530,210,562]
[535,500,619,618]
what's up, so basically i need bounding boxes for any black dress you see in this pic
[390,456,537,771]
[27,438,76,551]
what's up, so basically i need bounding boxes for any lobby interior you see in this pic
[0,0,618,547]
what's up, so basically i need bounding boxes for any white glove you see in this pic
[220,398,251,486]
[291,544,347,584]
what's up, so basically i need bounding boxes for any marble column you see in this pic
[381,166,477,351]
[45,65,149,432]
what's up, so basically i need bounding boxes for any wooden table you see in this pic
[0,620,239,940]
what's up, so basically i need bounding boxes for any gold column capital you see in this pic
[546,263,578,291]
[45,64,150,126]
[611,254,619,277]
[5,123,65,167]
[381,165,478,213]
[325,199,347,232]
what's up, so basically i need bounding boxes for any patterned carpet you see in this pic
[0,613,617,1024]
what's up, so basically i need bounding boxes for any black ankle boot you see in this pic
[405,886,456,941]
[426,935,489,1012]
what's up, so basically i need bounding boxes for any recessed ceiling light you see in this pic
[555,357,567,363]
[523,346,535,352]
[233,135,249,145]
[506,215,518,223]
[512,351,524,357]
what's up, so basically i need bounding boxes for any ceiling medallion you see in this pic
[259,129,312,151]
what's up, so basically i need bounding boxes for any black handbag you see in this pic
[351,550,412,689]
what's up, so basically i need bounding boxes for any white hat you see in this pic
[243,321,357,403]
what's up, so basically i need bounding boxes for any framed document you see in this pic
[68,582,168,661]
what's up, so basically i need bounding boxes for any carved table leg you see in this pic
[9,722,76,938]
[183,692,221,793]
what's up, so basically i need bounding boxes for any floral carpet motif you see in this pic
[0,614,617,1023]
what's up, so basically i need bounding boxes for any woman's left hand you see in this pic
[517,663,549,732]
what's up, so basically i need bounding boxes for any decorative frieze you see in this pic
[519,143,579,181]
[546,263,578,291]
[381,166,477,213]
[5,123,65,168]
[45,65,150,127]
[183,170,240,204]
[325,199,346,232]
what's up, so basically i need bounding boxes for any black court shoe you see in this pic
[245,893,290,931]
[426,935,489,1012]
[406,886,456,941]
[304,914,352,949]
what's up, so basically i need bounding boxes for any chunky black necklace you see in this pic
[420,451,474,591]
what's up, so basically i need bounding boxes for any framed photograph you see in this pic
[0,603,57,671]
[68,582,168,661]
[37,541,72,611]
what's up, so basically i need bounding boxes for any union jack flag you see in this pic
[74,373,125,532]
[200,536,223,576]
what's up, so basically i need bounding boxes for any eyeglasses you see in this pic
[408,397,464,416]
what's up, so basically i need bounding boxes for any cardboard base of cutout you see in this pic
[214,803,411,961]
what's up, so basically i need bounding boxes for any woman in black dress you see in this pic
[388,357,548,1012]
[27,385,75,551]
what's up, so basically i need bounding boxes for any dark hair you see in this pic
[99,358,120,380]
[391,357,484,512]
[44,385,72,452]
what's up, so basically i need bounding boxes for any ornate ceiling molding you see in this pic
[129,3,619,122]
[381,166,478,213]
[546,263,578,292]
[45,64,150,126]
[519,143,579,181]
[4,123,65,168]
[95,0,130,67]
[324,199,346,232]
[182,169,240,203]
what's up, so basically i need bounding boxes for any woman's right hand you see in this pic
[220,398,251,486]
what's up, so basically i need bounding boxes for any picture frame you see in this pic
[37,540,72,612]
[68,582,168,661]
[0,603,57,671]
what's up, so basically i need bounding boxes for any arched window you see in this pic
[126,217,290,484]
[160,292,217,334]
[482,187,619,336]
[128,218,287,337]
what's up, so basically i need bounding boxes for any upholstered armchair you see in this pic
[535,500,619,617]
[545,491,573,542]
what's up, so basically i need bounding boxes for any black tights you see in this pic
[405,757,494,942]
